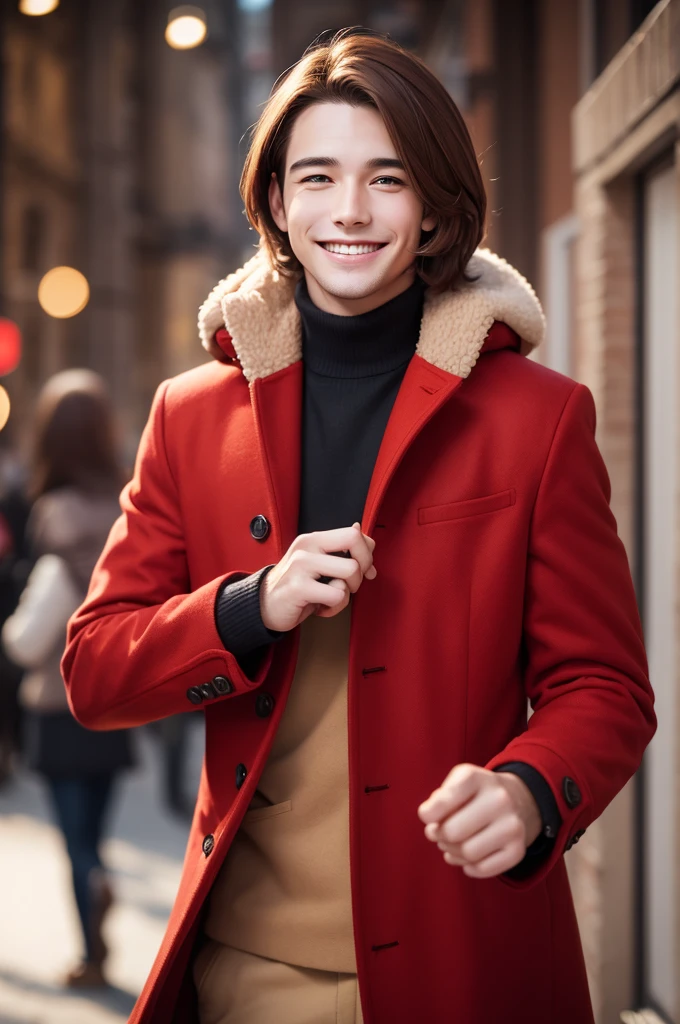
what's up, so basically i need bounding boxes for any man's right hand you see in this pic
[259,522,377,633]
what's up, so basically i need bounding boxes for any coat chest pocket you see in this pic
[418,488,516,525]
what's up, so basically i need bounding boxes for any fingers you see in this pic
[461,846,526,879]
[342,523,376,580]
[301,524,376,579]
[419,764,529,879]
[302,552,363,591]
[417,763,481,825]
[437,815,524,868]
[435,785,510,846]
[314,578,350,618]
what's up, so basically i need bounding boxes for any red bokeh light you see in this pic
[0,319,21,376]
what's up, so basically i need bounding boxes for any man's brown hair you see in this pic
[241,27,487,292]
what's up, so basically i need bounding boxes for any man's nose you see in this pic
[332,182,370,226]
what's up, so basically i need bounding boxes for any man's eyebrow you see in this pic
[288,156,406,173]
[288,157,339,173]
[365,157,406,171]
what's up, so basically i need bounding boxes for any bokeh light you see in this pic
[19,0,60,15]
[0,319,22,376]
[165,6,207,50]
[38,266,90,319]
[0,386,11,432]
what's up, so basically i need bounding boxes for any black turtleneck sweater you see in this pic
[213,276,560,870]
[297,276,425,533]
[215,276,424,654]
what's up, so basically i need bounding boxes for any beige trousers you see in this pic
[194,940,364,1024]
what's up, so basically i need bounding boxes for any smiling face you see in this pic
[268,102,436,316]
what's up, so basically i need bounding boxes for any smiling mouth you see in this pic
[319,242,387,255]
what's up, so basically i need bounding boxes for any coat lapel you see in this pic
[250,362,303,557]
[361,356,463,534]
[249,354,463,548]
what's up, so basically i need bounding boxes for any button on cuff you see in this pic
[562,777,582,809]
[212,675,233,695]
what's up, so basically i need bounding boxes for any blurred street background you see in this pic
[0,1,678,1023]
[0,720,204,1023]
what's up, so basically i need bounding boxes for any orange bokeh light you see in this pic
[0,386,10,432]
[38,266,90,319]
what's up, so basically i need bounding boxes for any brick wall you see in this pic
[571,1,680,1019]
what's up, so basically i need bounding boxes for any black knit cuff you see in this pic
[494,761,562,880]
[215,565,284,658]
[494,761,562,839]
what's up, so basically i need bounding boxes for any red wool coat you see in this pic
[63,249,655,1024]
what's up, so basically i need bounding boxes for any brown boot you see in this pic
[88,869,114,967]
[64,960,107,988]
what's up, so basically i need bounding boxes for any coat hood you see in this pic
[197,247,545,384]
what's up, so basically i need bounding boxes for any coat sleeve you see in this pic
[485,382,656,887]
[61,381,275,730]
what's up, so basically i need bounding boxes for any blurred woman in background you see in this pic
[2,369,133,989]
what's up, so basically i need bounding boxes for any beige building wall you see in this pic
[572,1,680,1020]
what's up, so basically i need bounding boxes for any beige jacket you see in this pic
[2,487,120,712]
[203,604,357,973]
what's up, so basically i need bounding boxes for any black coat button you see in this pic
[255,692,275,718]
[235,763,247,789]
[212,675,233,695]
[250,515,271,541]
[565,829,585,852]
[562,777,582,808]
[199,682,216,700]
[202,834,215,856]
[186,686,203,705]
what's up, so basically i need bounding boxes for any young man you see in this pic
[63,27,655,1024]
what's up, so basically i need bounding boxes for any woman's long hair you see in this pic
[29,369,124,501]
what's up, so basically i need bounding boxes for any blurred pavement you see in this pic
[0,717,204,1024]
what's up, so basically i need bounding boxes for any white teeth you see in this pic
[322,243,383,255]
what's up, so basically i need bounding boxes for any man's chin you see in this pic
[309,270,389,303]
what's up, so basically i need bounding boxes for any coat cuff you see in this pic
[215,565,284,658]
[485,740,592,889]
[494,761,562,840]
[493,762,562,880]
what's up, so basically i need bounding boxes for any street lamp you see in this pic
[165,5,207,50]
[19,0,59,15]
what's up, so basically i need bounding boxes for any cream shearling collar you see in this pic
[197,247,545,384]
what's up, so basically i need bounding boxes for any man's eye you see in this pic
[301,174,331,183]
[374,176,403,186]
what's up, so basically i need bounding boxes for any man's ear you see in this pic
[269,173,288,232]
[422,211,437,232]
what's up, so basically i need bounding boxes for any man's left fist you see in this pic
[417,763,543,879]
